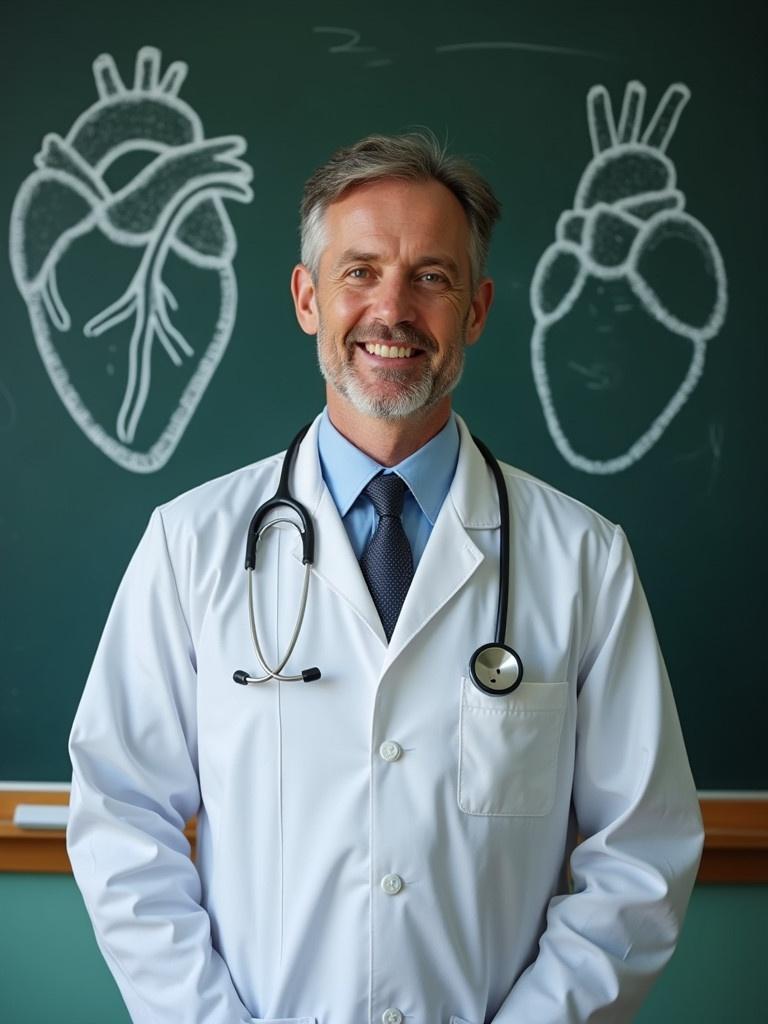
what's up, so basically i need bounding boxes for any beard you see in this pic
[316,317,467,422]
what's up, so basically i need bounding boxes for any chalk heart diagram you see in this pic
[9,47,254,472]
[529,81,727,474]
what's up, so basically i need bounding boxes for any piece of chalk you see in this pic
[13,804,69,830]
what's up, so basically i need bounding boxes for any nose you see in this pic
[368,272,417,328]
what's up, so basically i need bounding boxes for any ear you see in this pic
[465,277,494,346]
[291,264,319,335]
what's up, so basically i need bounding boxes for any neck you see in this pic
[326,391,452,466]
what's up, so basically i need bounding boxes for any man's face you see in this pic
[293,178,492,422]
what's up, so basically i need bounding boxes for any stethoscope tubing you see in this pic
[470,435,510,646]
[245,532,312,681]
[236,424,318,684]
[244,424,315,571]
[235,423,522,694]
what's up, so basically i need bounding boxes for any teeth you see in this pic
[364,343,415,358]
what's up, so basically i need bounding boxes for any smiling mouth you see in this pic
[357,342,425,360]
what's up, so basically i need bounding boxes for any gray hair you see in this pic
[299,131,501,289]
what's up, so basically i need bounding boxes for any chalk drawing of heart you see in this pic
[9,47,254,473]
[530,81,727,474]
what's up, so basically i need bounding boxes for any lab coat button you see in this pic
[381,873,403,895]
[379,740,402,762]
[382,1009,403,1024]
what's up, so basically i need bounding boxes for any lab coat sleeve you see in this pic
[491,526,704,1023]
[67,509,254,1024]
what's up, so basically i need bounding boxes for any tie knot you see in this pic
[364,473,407,517]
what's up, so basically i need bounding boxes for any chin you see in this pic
[348,368,431,415]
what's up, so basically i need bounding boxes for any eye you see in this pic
[418,271,449,285]
[347,267,371,280]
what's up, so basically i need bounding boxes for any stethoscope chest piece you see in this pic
[469,642,524,696]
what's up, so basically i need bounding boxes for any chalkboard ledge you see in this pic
[1,786,767,882]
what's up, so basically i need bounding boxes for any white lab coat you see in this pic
[67,412,703,1024]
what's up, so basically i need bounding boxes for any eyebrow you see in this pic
[332,249,380,273]
[331,249,462,279]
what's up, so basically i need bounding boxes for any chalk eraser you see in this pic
[13,804,69,830]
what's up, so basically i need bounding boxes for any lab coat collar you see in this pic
[289,413,386,645]
[447,413,502,530]
[385,413,500,667]
[289,411,501,656]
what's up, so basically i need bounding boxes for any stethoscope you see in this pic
[233,424,524,697]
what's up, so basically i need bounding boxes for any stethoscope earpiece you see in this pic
[469,642,524,696]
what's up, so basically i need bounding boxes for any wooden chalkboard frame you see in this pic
[1,786,766,881]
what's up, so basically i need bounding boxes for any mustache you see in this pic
[346,323,436,352]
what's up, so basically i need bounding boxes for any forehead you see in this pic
[322,178,472,265]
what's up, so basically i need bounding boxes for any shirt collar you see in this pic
[317,407,460,525]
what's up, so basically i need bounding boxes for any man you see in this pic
[68,133,703,1024]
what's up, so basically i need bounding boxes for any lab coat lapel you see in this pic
[384,415,501,667]
[289,414,387,647]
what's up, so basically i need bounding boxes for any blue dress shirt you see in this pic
[317,408,460,570]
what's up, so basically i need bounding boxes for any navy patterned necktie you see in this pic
[360,473,414,642]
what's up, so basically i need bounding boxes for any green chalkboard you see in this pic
[1,0,766,786]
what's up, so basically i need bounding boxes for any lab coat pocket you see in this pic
[458,677,568,816]
[449,1017,475,1024]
